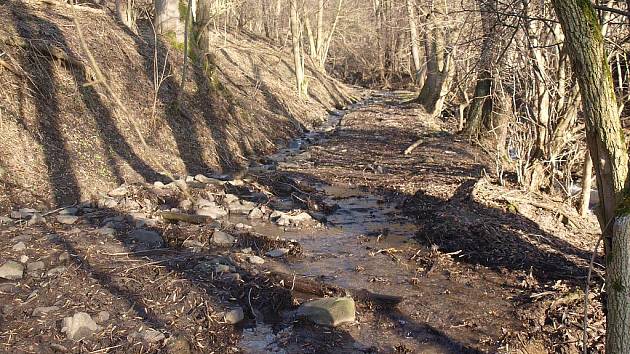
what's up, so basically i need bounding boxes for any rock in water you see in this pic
[61,312,100,340]
[297,297,356,327]
[0,261,24,280]
[266,248,289,258]
[211,230,235,246]
[128,229,164,249]
[224,307,245,324]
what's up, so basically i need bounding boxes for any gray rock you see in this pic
[59,208,79,216]
[182,239,205,249]
[0,261,24,280]
[10,211,24,219]
[266,248,289,258]
[95,311,110,323]
[195,174,224,185]
[154,181,166,188]
[12,242,26,252]
[247,255,265,265]
[165,336,192,354]
[196,206,228,219]
[297,297,356,327]
[128,229,164,249]
[272,211,313,226]
[20,255,29,263]
[32,306,60,317]
[98,198,119,209]
[140,328,166,344]
[211,230,235,246]
[49,343,68,353]
[11,234,32,243]
[47,266,67,277]
[213,264,232,273]
[19,208,37,215]
[248,207,265,219]
[223,194,240,204]
[28,213,45,225]
[0,216,14,225]
[27,261,45,272]
[0,283,18,294]
[2,304,14,315]
[58,252,71,262]
[179,199,193,210]
[61,312,100,340]
[228,201,256,215]
[56,215,79,225]
[196,198,215,209]
[96,227,116,236]
[224,307,244,324]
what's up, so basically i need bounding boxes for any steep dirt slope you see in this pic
[0,0,357,211]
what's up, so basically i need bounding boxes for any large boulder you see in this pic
[297,297,356,327]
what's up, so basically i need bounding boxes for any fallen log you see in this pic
[157,211,216,225]
[268,270,403,307]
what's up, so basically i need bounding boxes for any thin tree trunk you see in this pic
[552,2,629,352]
[463,0,498,139]
[580,149,593,216]
[289,0,306,97]
[406,0,421,82]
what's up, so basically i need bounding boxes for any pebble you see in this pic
[0,261,24,280]
[248,207,265,219]
[247,255,265,265]
[96,227,116,236]
[32,306,60,317]
[61,312,100,340]
[139,328,165,343]
[12,242,26,252]
[108,185,129,197]
[95,311,110,323]
[128,229,164,249]
[0,216,13,225]
[49,344,68,353]
[211,230,235,246]
[224,307,244,324]
[19,255,29,263]
[58,252,70,263]
[27,261,45,272]
[46,266,67,277]
[28,213,45,225]
[266,248,289,258]
[56,215,79,225]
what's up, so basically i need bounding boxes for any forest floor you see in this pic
[0,92,605,353]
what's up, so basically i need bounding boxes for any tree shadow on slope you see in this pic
[10,3,168,206]
[10,6,81,206]
[115,21,217,175]
[409,179,596,285]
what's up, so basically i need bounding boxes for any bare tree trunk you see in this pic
[552,2,629,352]
[154,0,183,42]
[463,0,499,139]
[415,16,451,115]
[580,149,593,216]
[406,0,421,82]
[289,0,307,97]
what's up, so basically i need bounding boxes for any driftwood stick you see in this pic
[403,138,423,155]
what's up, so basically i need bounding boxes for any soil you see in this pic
[0,92,605,353]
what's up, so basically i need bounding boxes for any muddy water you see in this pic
[238,94,520,353]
